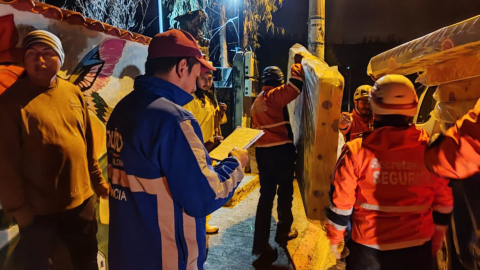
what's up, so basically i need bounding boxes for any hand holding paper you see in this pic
[229,148,249,168]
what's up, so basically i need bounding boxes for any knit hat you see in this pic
[22,30,65,64]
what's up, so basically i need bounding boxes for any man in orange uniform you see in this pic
[425,92,480,269]
[326,75,453,270]
[339,85,374,141]
[425,98,480,179]
[250,62,303,268]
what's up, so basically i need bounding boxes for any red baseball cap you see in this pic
[148,29,216,71]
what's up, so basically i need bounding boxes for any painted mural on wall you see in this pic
[0,1,150,264]
[0,1,150,162]
[65,37,128,159]
[69,38,127,123]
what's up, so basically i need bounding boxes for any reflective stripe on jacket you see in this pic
[106,76,244,270]
[251,64,303,148]
[327,125,453,250]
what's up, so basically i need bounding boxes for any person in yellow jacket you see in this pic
[184,68,227,234]
[185,69,227,151]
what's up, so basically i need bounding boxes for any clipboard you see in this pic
[209,127,264,160]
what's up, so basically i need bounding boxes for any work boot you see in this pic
[275,227,298,246]
[206,223,219,234]
[252,245,278,269]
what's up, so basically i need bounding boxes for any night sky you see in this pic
[274,0,480,44]
[43,0,480,45]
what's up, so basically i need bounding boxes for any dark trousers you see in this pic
[347,241,433,270]
[253,143,296,254]
[6,196,98,270]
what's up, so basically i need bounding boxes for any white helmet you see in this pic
[369,75,418,117]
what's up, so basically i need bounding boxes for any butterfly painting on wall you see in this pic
[68,38,127,124]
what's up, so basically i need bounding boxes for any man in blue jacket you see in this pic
[106,29,248,270]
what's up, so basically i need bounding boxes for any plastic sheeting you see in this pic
[367,15,480,85]
[434,76,480,102]
[287,44,344,221]
[433,99,478,132]
[417,52,480,86]
[432,78,480,132]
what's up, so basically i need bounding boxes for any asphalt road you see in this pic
[205,181,308,270]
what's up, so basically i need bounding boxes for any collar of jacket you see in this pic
[353,108,373,123]
[134,75,194,106]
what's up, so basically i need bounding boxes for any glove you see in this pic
[331,244,342,260]
[339,113,352,131]
[290,63,304,81]
[432,225,448,255]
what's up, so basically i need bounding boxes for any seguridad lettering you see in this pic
[373,171,418,185]
[371,158,419,171]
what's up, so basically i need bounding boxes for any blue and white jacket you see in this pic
[106,76,244,270]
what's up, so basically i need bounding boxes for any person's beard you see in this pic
[356,107,372,118]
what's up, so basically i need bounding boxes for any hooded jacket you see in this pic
[106,76,244,270]
[426,99,480,179]
[327,125,453,250]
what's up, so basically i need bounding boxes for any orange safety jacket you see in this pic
[251,64,303,148]
[425,99,480,179]
[0,64,23,95]
[326,125,453,250]
[339,110,374,142]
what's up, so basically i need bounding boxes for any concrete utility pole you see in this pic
[219,4,229,67]
[308,0,325,60]
[157,0,163,32]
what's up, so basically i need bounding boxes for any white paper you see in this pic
[209,127,264,161]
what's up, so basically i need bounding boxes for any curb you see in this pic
[292,222,337,270]
[224,174,260,208]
